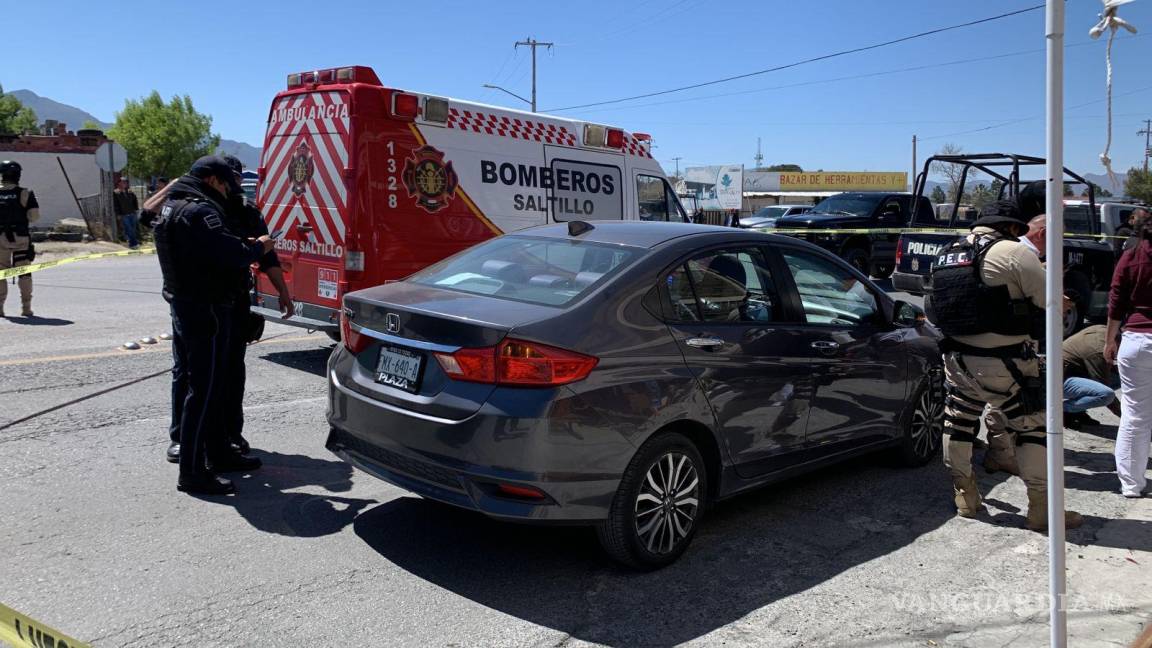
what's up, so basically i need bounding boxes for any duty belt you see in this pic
[939,338,1034,359]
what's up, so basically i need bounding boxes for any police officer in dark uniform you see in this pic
[0,160,40,318]
[154,156,274,495]
[927,200,1082,531]
[219,154,293,454]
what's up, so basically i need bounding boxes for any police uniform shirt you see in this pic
[1063,324,1115,385]
[952,226,1047,349]
[0,183,41,230]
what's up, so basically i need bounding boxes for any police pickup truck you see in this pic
[892,153,1114,337]
[770,191,935,278]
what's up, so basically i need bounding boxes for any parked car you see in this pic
[740,204,812,229]
[327,221,944,568]
[772,192,935,278]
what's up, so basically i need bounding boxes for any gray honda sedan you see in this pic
[327,221,943,568]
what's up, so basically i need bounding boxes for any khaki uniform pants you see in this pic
[942,353,1047,493]
[0,234,32,308]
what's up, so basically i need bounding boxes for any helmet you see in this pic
[0,160,21,183]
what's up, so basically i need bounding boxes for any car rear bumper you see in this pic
[891,271,927,294]
[252,292,339,331]
[326,349,628,523]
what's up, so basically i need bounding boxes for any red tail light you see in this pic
[895,244,903,266]
[605,128,625,149]
[392,93,419,119]
[340,306,370,354]
[434,339,598,387]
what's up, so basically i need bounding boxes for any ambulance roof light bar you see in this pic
[583,124,625,150]
[287,66,382,89]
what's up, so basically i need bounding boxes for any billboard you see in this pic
[715,165,743,209]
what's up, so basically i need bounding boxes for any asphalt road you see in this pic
[1,257,1149,648]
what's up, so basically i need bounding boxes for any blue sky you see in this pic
[7,0,1151,180]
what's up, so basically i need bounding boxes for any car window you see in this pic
[1064,205,1094,235]
[408,236,641,307]
[780,250,879,326]
[637,174,669,221]
[665,248,780,323]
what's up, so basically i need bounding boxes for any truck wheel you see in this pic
[871,263,895,279]
[1063,273,1091,338]
[842,247,870,275]
[597,432,707,570]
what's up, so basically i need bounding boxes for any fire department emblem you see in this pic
[289,142,314,196]
[402,146,458,213]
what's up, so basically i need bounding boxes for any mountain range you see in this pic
[10,89,263,170]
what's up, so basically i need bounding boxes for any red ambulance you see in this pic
[251,65,688,335]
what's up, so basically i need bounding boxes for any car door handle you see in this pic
[811,340,840,353]
[686,337,725,349]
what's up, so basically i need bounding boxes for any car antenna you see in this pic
[568,221,595,236]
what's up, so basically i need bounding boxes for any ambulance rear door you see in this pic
[257,90,352,327]
[542,146,625,222]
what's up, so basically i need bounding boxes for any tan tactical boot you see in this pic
[954,476,985,518]
[982,450,1020,476]
[21,300,32,317]
[1025,490,1084,532]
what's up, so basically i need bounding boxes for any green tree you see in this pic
[1088,182,1113,198]
[108,91,219,178]
[0,85,37,134]
[766,164,803,172]
[930,185,947,204]
[81,119,104,131]
[969,183,996,210]
[1126,167,1152,204]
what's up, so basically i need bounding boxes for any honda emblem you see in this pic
[385,313,400,333]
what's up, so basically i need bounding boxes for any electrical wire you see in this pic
[545,3,1046,112]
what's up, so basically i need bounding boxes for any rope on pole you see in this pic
[1089,0,1138,191]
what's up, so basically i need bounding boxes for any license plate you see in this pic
[375,345,424,393]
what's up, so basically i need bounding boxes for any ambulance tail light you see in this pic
[316,69,336,84]
[605,128,625,149]
[424,97,449,123]
[392,93,419,119]
[583,124,606,147]
[287,73,302,89]
[345,250,365,273]
[300,71,317,85]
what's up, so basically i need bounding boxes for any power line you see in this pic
[546,3,1045,112]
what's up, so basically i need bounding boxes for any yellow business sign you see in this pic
[778,172,908,191]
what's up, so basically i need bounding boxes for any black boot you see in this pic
[210,454,262,473]
[231,435,251,455]
[166,442,181,463]
[177,473,235,495]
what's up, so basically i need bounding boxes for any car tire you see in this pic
[842,247,870,275]
[891,373,944,467]
[1063,272,1091,338]
[597,432,707,570]
[871,263,895,279]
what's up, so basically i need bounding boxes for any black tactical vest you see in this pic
[0,186,29,238]
[926,234,1036,338]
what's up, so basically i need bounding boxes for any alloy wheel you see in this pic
[910,381,944,459]
[634,452,700,555]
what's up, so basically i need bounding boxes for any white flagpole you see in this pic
[1045,0,1068,646]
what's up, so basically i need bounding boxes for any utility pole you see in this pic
[753,137,764,169]
[1139,119,1151,172]
[515,36,553,112]
[911,134,918,192]
[671,157,683,177]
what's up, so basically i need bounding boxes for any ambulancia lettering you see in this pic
[269,102,349,123]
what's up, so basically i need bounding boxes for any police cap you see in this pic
[972,200,1028,231]
[221,154,244,179]
[189,155,242,194]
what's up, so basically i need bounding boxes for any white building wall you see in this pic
[3,152,102,226]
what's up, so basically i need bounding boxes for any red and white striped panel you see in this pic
[259,91,350,248]
[624,135,653,159]
[446,109,578,147]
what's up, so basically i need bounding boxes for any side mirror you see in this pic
[893,300,922,327]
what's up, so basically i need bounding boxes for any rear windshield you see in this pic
[407,236,643,307]
[1063,204,1095,235]
[811,193,883,217]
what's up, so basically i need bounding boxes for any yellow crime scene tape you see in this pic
[0,603,90,648]
[0,247,155,281]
